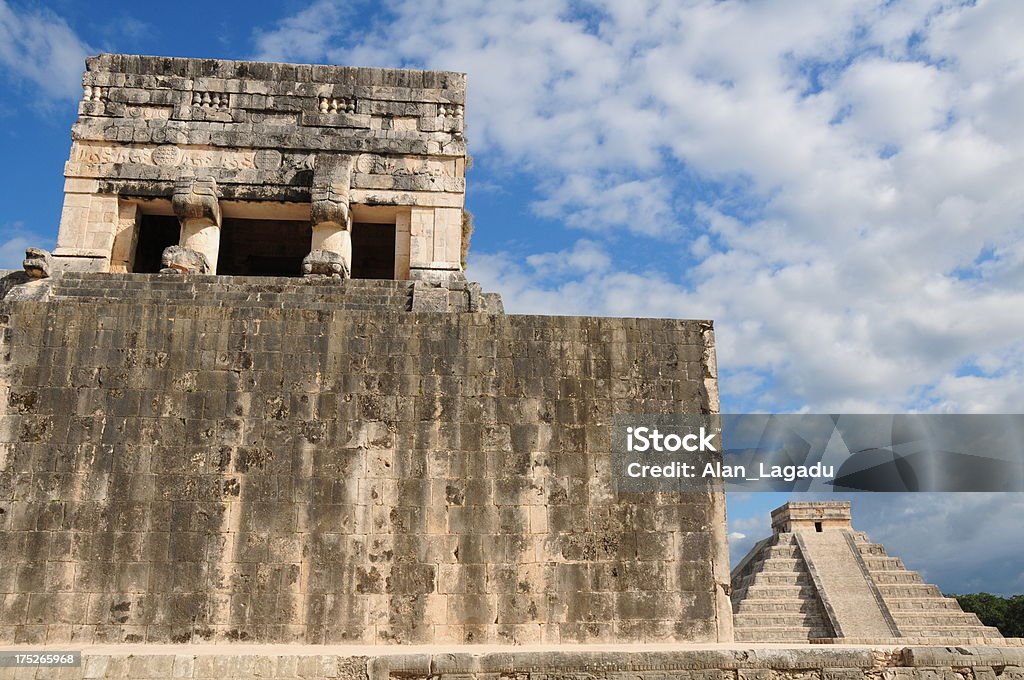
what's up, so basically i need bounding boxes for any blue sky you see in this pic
[2,0,1023,594]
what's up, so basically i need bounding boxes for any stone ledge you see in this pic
[0,271,507,314]
[84,54,466,101]
[5,645,1024,680]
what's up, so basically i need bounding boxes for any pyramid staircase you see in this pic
[851,531,1002,641]
[731,502,1002,644]
[731,532,834,642]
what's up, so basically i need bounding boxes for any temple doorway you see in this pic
[217,218,312,277]
[351,222,396,279]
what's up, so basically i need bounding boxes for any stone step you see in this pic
[773,533,800,545]
[53,285,410,301]
[49,291,417,311]
[737,585,820,600]
[876,583,942,597]
[884,597,962,611]
[733,557,765,577]
[755,558,802,572]
[734,569,811,590]
[856,543,888,556]
[51,276,415,296]
[734,599,826,615]
[53,282,405,293]
[861,556,905,570]
[58,272,412,288]
[747,572,815,587]
[897,625,1003,638]
[763,544,801,558]
[53,289,407,302]
[733,613,830,629]
[734,627,823,642]
[869,570,923,584]
[892,612,989,627]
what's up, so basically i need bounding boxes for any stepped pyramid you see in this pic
[731,501,1003,643]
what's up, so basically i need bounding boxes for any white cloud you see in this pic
[0,1,92,101]
[525,239,610,277]
[850,494,1024,596]
[255,0,1024,415]
[0,221,52,270]
[252,0,1024,594]
[0,235,30,270]
[252,0,353,65]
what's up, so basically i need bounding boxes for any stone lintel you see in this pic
[49,252,110,273]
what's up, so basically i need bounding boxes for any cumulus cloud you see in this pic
[255,1,1024,588]
[252,0,356,65]
[0,221,51,270]
[848,494,1024,595]
[0,0,92,101]
[727,510,774,568]
[256,0,1024,412]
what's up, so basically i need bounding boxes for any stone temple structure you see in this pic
[731,502,1002,644]
[0,52,1021,679]
[50,54,471,283]
[0,53,732,648]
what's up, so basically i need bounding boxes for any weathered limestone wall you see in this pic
[0,274,728,646]
[57,54,468,277]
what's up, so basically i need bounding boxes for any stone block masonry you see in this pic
[731,502,1002,644]
[4,644,1024,680]
[55,54,471,280]
[0,273,730,646]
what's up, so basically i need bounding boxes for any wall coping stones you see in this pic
[6,645,1024,680]
[85,53,466,102]
[1,271,507,314]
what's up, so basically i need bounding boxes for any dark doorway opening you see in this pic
[351,222,396,279]
[217,218,312,277]
[132,215,180,273]
[815,521,823,532]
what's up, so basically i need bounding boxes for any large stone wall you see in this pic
[0,274,730,646]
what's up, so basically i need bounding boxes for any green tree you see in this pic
[951,593,1024,637]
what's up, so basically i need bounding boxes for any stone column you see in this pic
[167,176,221,274]
[303,154,353,279]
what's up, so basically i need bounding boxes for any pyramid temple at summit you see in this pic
[731,501,1002,644]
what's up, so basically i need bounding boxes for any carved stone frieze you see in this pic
[172,176,221,226]
[301,249,349,279]
[310,154,354,230]
[319,96,357,113]
[191,91,230,110]
[150,145,181,166]
[23,247,52,279]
